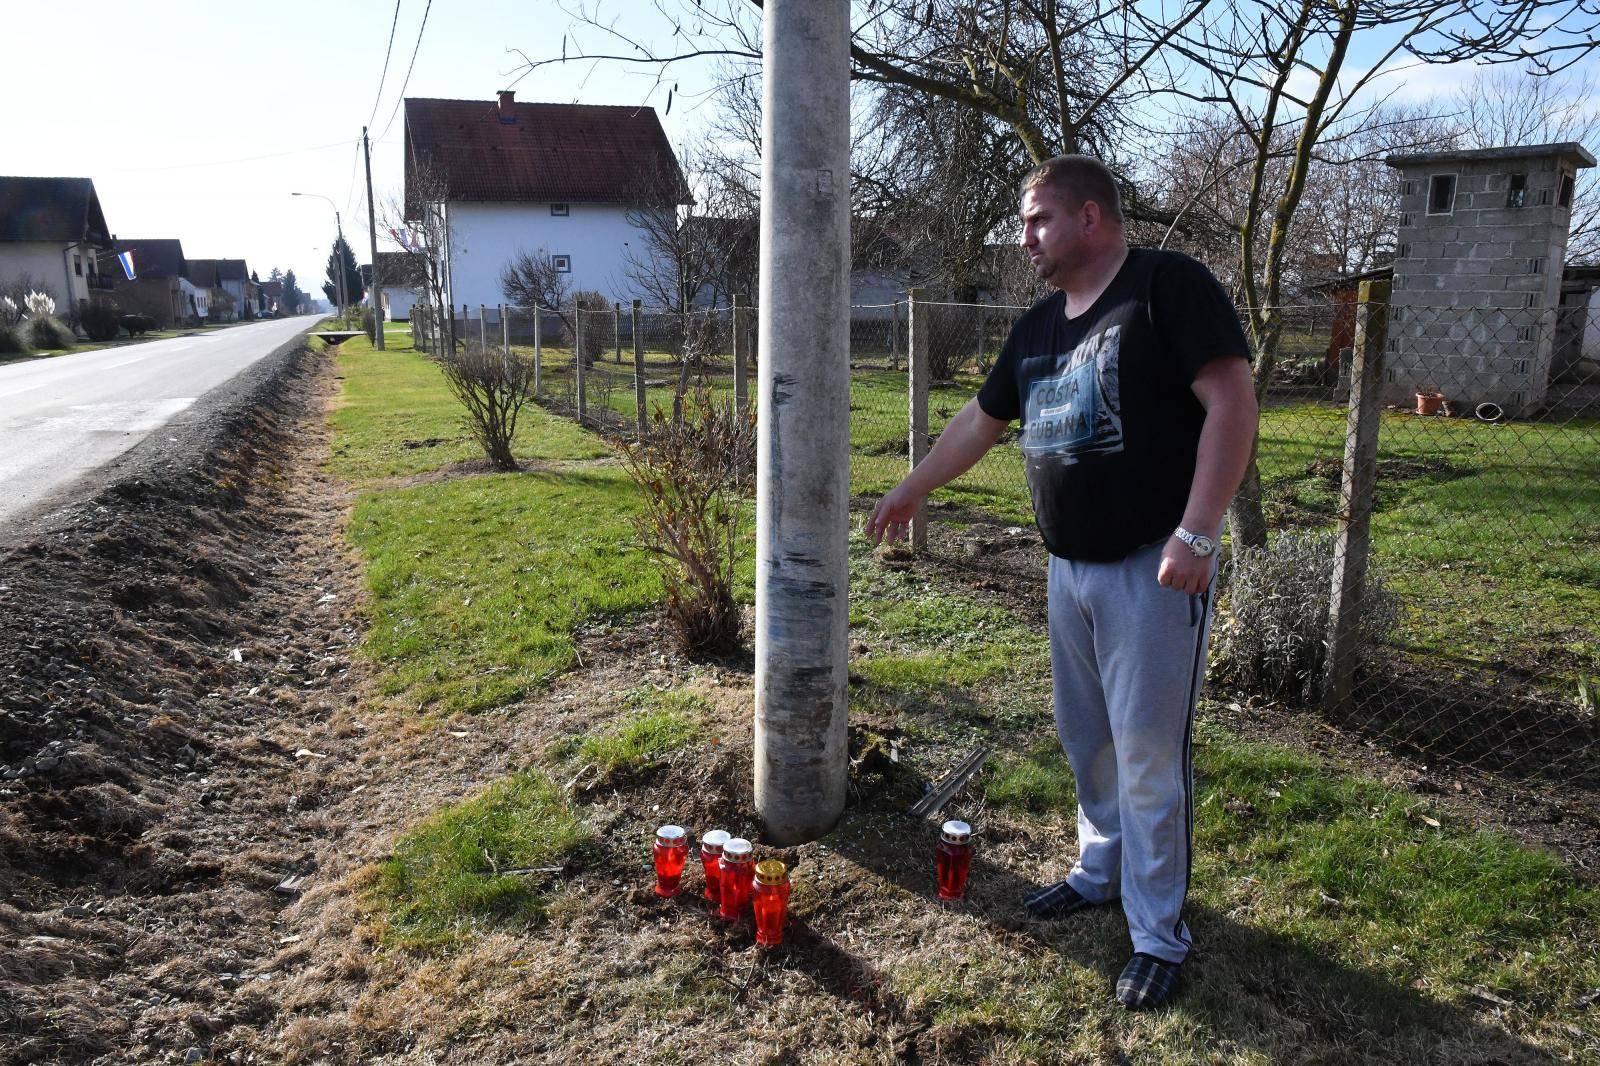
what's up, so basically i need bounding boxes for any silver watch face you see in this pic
[1190,535,1215,557]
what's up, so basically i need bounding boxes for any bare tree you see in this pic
[390,150,456,353]
[499,248,576,355]
[1452,68,1600,262]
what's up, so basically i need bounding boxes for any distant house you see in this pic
[0,175,115,321]
[216,259,255,319]
[185,259,233,322]
[108,238,192,328]
[403,91,686,311]
[372,250,427,320]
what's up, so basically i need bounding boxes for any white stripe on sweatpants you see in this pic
[1047,539,1216,964]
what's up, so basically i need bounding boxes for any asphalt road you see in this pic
[0,316,318,529]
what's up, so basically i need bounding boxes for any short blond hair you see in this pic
[1021,155,1124,225]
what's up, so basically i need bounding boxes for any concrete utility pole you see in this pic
[363,126,385,349]
[753,0,852,846]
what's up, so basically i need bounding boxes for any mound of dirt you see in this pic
[0,342,365,1064]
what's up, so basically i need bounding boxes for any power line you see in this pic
[367,0,406,130]
[376,0,435,145]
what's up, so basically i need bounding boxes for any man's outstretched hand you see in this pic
[867,482,925,546]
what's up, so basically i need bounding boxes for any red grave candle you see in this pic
[700,829,731,902]
[652,824,688,897]
[717,837,755,920]
[752,859,792,947]
[935,820,973,901]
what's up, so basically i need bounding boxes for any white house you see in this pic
[403,92,684,311]
[0,176,114,319]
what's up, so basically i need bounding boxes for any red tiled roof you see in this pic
[403,96,685,214]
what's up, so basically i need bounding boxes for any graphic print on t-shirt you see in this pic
[1020,324,1123,463]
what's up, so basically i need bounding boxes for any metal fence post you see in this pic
[733,293,750,418]
[632,299,646,439]
[1323,278,1391,714]
[576,308,588,422]
[908,287,930,553]
[891,297,901,371]
[533,306,543,395]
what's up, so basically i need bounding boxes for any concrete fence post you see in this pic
[908,287,931,553]
[1323,278,1391,714]
[478,303,487,347]
[733,293,750,418]
[632,299,646,439]
[576,309,588,422]
[614,302,623,363]
[500,303,510,366]
[533,306,543,395]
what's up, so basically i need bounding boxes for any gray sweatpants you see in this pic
[1048,539,1215,963]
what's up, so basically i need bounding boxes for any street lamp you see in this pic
[292,192,346,321]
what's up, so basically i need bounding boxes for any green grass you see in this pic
[372,770,590,951]
[329,331,610,485]
[560,704,701,779]
[348,466,659,715]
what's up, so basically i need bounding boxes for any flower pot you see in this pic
[1415,391,1445,416]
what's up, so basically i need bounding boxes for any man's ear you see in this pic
[1081,200,1102,234]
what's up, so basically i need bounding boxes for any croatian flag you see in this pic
[117,250,137,280]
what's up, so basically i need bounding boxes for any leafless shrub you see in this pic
[619,387,756,656]
[434,342,536,472]
[1213,531,1398,703]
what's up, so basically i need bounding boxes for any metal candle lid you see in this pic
[722,837,753,861]
[755,859,788,885]
[940,820,972,844]
[656,824,687,845]
[701,829,731,853]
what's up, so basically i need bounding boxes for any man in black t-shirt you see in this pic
[868,155,1258,1010]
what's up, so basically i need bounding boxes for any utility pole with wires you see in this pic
[363,126,385,349]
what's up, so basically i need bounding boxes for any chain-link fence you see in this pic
[412,292,1598,799]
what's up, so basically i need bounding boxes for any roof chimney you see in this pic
[497,90,516,120]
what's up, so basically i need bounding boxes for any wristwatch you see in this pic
[1174,527,1216,558]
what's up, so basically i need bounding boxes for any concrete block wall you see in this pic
[1387,150,1583,412]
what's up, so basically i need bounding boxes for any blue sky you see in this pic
[3,0,1589,292]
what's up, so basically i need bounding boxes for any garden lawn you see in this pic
[326,341,1600,1061]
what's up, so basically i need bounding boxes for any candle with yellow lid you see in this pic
[751,859,792,947]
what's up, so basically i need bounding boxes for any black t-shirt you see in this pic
[976,247,1249,561]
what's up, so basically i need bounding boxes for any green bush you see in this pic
[0,322,28,355]
[362,306,378,342]
[80,298,122,342]
[25,315,75,351]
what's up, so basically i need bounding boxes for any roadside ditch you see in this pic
[0,338,366,1064]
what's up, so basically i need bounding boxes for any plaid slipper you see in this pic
[1022,880,1108,920]
[1115,952,1183,1010]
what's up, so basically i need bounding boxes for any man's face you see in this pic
[1019,185,1088,287]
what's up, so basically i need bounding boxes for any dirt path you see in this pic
[0,343,370,1064]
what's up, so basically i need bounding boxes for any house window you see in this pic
[74,254,83,276]
[1428,174,1456,214]
[1559,173,1575,208]
[551,254,572,273]
[1506,173,1527,208]
[550,203,570,216]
